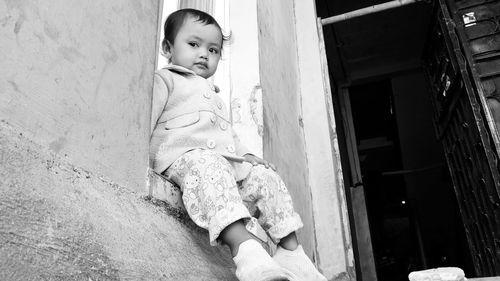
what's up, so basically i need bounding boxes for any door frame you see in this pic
[338,86,378,281]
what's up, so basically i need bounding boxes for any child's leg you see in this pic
[240,165,327,281]
[278,231,299,251]
[219,219,254,256]
[165,149,294,281]
[239,165,303,244]
[273,244,327,281]
[165,149,252,247]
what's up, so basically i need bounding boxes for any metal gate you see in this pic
[424,0,500,275]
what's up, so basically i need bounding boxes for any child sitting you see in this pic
[150,8,327,281]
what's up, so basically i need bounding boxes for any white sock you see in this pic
[273,245,327,281]
[233,239,292,281]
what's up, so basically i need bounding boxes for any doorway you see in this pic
[339,75,474,280]
[349,79,415,280]
[314,0,478,279]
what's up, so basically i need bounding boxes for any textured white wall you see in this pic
[0,2,238,278]
[256,0,355,279]
[223,0,263,157]
[256,0,316,258]
[157,0,178,69]
[293,0,355,278]
[0,0,160,191]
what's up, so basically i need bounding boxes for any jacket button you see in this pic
[217,101,223,109]
[207,139,216,149]
[210,114,217,123]
[220,122,228,130]
[226,145,235,153]
[203,92,211,99]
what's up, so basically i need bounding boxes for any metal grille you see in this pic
[442,83,500,275]
[424,0,500,276]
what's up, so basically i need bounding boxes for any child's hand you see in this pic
[243,154,276,170]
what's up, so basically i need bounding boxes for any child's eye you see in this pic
[209,48,219,54]
[188,42,198,47]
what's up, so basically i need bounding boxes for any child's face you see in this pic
[168,17,222,79]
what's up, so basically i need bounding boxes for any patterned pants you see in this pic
[165,149,303,246]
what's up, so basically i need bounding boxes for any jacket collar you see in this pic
[164,64,196,75]
[164,64,220,93]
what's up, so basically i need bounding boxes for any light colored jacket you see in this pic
[150,65,252,180]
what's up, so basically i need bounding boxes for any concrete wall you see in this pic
[225,0,264,157]
[0,121,236,280]
[0,0,158,191]
[0,0,354,279]
[256,0,355,279]
[294,1,355,279]
[256,0,315,255]
[0,1,239,279]
[257,0,314,256]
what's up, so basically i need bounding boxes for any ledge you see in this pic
[147,168,185,211]
[0,120,236,280]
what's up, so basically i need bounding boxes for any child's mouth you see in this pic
[195,63,207,69]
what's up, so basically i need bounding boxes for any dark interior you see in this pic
[314,1,475,280]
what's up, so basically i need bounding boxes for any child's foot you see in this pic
[233,239,294,281]
[272,245,328,281]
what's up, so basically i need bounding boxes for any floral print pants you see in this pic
[165,149,303,246]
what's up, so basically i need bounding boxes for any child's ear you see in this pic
[162,40,173,60]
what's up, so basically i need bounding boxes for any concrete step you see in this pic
[0,121,237,281]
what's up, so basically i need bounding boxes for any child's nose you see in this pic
[199,48,208,59]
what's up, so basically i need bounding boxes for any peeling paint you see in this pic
[103,43,119,64]
[48,136,66,153]
[331,269,356,281]
[13,13,24,34]
[33,31,45,44]
[4,0,25,11]
[57,46,85,63]
[130,1,146,22]
[7,80,20,93]
[43,21,60,41]
[0,15,13,27]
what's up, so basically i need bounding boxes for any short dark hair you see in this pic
[161,8,229,54]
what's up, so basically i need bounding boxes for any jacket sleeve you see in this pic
[150,71,172,136]
[232,128,253,157]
